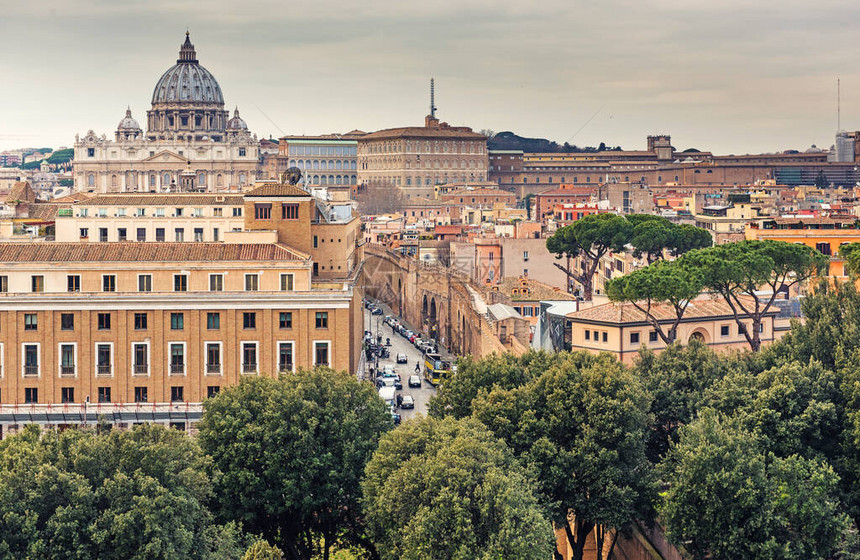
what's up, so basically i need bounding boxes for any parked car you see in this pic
[408,333,419,343]
[383,315,393,325]
[382,365,396,376]
[376,377,396,388]
[396,353,409,364]
[412,337,424,348]
[400,395,415,409]
[394,378,403,390]
[402,329,414,339]
[392,412,401,425]
[408,375,421,388]
[371,306,383,316]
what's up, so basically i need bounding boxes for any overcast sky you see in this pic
[1,0,859,154]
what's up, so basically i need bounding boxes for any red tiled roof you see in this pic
[0,243,308,263]
[443,188,515,197]
[244,184,311,197]
[568,295,775,324]
[78,194,245,206]
[360,126,486,140]
[434,225,463,235]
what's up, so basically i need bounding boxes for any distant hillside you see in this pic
[488,131,621,153]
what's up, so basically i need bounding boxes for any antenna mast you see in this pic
[430,78,437,118]
[838,77,841,131]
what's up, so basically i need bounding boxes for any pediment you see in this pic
[141,150,190,164]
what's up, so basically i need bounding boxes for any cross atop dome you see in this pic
[178,31,197,64]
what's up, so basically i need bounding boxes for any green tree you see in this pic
[670,223,712,256]
[469,352,655,560]
[816,170,829,189]
[840,243,860,277]
[682,240,828,351]
[243,540,284,560]
[198,369,392,560]
[0,423,231,560]
[628,215,677,263]
[606,259,704,344]
[661,411,848,560]
[632,340,737,462]
[362,416,554,560]
[546,213,633,300]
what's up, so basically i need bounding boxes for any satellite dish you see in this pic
[280,167,303,186]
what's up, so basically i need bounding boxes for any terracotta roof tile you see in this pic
[79,194,245,206]
[360,127,486,140]
[0,243,307,263]
[500,277,578,302]
[244,184,311,197]
[567,295,775,324]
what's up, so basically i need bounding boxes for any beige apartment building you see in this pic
[0,242,361,434]
[358,115,488,199]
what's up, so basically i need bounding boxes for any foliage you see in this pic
[661,410,848,560]
[606,259,704,344]
[682,239,828,351]
[356,183,404,216]
[243,540,284,560]
[198,369,392,560]
[546,213,633,300]
[632,340,739,462]
[362,416,554,560]
[0,423,234,560]
[467,352,655,560]
[840,243,860,278]
[47,148,74,164]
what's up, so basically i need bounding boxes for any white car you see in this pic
[400,395,415,409]
[408,375,421,388]
[396,353,409,364]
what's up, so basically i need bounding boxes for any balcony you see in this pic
[23,365,39,378]
[96,364,112,377]
[242,362,257,374]
[169,363,185,375]
[206,363,221,374]
[60,365,76,378]
[132,363,149,376]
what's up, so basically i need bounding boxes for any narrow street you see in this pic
[363,301,437,420]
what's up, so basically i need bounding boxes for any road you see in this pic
[363,302,436,420]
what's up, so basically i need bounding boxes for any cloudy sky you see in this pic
[1,0,859,154]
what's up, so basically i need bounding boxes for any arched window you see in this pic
[87,174,95,187]
[297,160,304,169]
[351,161,357,170]
[111,174,117,188]
[198,173,206,188]
[163,173,171,186]
[239,172,246,185]
[313,161,319,170]
[328,175,334,184]
[328,160,334,169]
[289,160,296,167]
[150,174,156,187]
[351,175,357,183]
[216,174,223,186]
[313,175,319,184]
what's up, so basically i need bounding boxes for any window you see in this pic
[209,274,223,291]
[523,251,529,261]
[171,386,184,402]
[282,203,299,219]
[278,342,294,373]
[244,274,258,291]
[134,313,148,330]
[80,227,89,239]
[243,312,256,329]
[279,312,293,329]
[67,275,81,292]
[62,387,75,403]
[134,386,148,403]
[174,228,184,242]
[31,275,44,293]
[103,275,116,292]
[170,313,184,330]
[0,276,6,292]
[280,274,294,291]
[602,332,608,343]
[97,313,111,330]
[649,331,658,343]
[174,274,188,292]
[593,330,599,342]
[133,343,149,375]
[207,386,220,399]
[175,208,183,217]
[720,325,730,337]
[630,332,640,344]
[138,275,152,292]
[87,148,95,157]
[213,208,223,217]
[213,228,220,242]
[60,344,76,377]
[207,312,220,330]
[24,314,37,331]
[194,228,203,242]
[169,343,185,375]
[585,330,590,341]
[206,343,221,374]
[118,228,127,241]
[242,342,258,374]
[232,207,242,217]
[98,386,111,403]
[58,313,74,331]
[155,228,165,242]
[313,235,318,248]
[315,312,328,329]
[136,228,146,242]
[314,341,330,367]
[24,388,38,404]
[96,344,112,376]
[254,203,272,220]
[239,147,247,157]
[99,228,108,242]
[816,242,832,256]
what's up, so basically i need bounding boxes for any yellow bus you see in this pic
[423,353,453,386]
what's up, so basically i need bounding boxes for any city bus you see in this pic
[423,353,453,386]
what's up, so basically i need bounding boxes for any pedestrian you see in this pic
[415,360,420,373]
[396,394,403,408]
